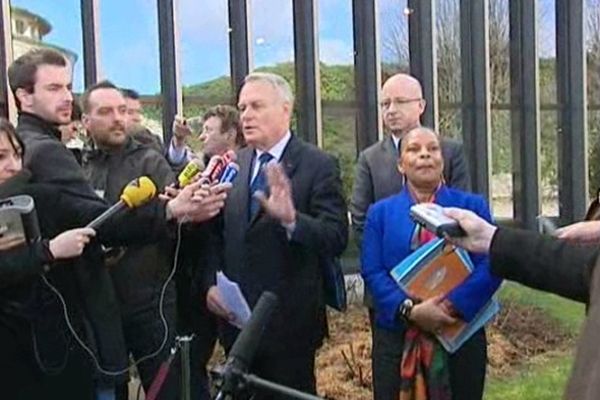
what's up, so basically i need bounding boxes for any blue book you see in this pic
[390,238,499,353]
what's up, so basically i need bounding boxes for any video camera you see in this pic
[0,195,40,250]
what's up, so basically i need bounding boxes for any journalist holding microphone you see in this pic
[0,116,228,398]
[6,48,231,399]
[361,127,501,400]
[443,208,600,400]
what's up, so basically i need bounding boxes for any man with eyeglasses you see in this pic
[349,73,471,400]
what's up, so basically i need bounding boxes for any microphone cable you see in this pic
[36,219,185,377]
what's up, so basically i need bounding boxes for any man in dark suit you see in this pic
[203,72,348,398]
[350,73,470,243]
[445,208,600,400]
[349,73,471,400]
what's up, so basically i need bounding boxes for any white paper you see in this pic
[216,271,252,328]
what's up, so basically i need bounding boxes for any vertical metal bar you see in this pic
[509,0,540,229]
[460,0,491,200]
[556,0,587,222]
[352,0,381,152]
[292,0,321,146]
[180,339,191,400]
[228,0,251,100]
[157,0,182,145]
[407,0,438,130]
[81,0,99,88]
[0,0,14,120]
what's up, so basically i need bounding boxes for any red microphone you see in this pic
[200,150,237,184]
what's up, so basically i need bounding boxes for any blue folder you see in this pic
[390,238,499,353]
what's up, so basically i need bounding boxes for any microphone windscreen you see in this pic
[219,162,239,184]
[120,176,157,208]
[177,160,202,188]
[222,149,237,164]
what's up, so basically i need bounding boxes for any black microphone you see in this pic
[215,291,278,400]
[86,176,157,230]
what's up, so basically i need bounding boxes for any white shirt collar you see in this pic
[255,130,292,161]
[391,134,401,151]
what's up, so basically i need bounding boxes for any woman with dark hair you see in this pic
[0,118,169,398]
[0,117,94,264]
[361,127,501,400]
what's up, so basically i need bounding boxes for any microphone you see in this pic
[222,149,236,164]
[215,291,278,400]
[199,154,224,185]
[219,162,239,184]
[175,159,202,188]
[86,176,157,230]
[200,150,237,185]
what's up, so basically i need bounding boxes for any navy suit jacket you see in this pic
[208,135,348,356]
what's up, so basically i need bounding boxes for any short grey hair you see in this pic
[244,72,295,106]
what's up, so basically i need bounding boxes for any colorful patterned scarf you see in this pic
[399,328,452,400]
[400,214,452,400]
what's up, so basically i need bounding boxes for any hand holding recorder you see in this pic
[438,207,497,254]
[410,203,466,238]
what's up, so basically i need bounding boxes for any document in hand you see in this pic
[390,238,499,353]
[216,271,252,329]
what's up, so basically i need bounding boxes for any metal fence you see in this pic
[1,0,598,228]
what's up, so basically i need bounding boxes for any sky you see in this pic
[9,0,559,94]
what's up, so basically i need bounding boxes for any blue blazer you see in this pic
[361,185,502,330]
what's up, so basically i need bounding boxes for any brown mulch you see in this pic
[199,301,575,400]
[315,302,577,400]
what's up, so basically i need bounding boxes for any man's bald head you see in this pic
[382,73,423,99]
[380,73,426,137]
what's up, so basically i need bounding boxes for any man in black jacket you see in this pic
[8,48,230,397]
[172,104,245,400]
[0,117,179,399]
[8,48,131,396]
[80,80,181,399]
[443,208,600,400]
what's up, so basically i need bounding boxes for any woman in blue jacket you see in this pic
[361,127,501,400]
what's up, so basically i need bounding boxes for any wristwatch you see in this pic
[398,298,416,321]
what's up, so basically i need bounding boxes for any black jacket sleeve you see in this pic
[0,239,53,287]
[25,137,103,203]
[290,154,349,258]
[29,184,170,247]
[79,199,171,247]
[490,227,598,303]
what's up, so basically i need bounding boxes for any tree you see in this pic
[380,1,511,168]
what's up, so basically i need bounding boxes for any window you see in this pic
[15,19,25,35]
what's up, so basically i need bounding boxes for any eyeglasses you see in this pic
[379,98,423,109]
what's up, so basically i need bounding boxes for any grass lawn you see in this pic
[485,354,574,400]
[497,282,585,333]
[484,282,585,399]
